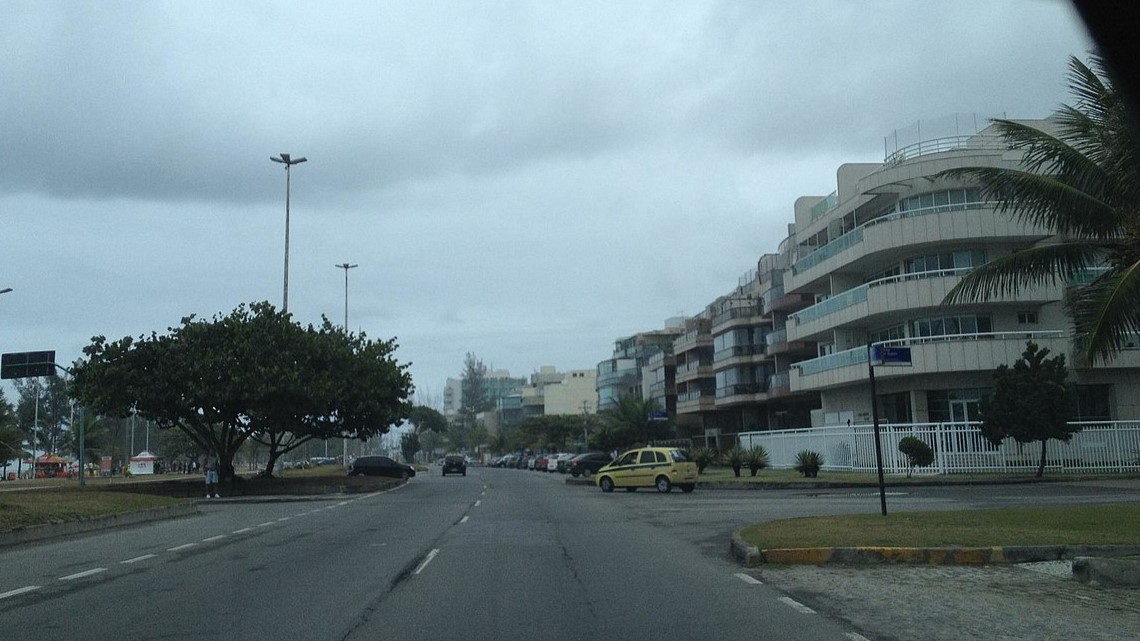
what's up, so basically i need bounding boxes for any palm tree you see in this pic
[941,54,1140,364]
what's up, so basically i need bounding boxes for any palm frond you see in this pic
[940,165,1119,238]
[943,242,1105,305]
[1067,258,1140,364]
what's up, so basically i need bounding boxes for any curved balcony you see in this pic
[713,344,766,368]
[677,389,716,414]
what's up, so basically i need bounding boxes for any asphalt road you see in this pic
[3,471,1139,641]
[0,468,861,641]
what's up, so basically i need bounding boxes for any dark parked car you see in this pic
[348,456,415,480]
[567,452,613,478]
[442,454,467,476]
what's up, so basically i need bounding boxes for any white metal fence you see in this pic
[737,421,1140,475]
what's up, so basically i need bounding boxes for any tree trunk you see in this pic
[732,464,741,477]
[1036,439,1047,478]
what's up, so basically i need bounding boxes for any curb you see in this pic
[730,528,1140,567]
[1073,556,1140,586]
[0,503,199,549]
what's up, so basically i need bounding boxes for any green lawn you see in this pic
[698,466,1140,485]
[738,504,1140,549]
[0,488,187,533]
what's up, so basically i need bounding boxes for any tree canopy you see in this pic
[941,54,1140,364]
[978,341,1077,477]
[71,301,413,479]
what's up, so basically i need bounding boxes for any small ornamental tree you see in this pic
[978,341,1077,478]
[897,436,934,478]
[746,446,769,477]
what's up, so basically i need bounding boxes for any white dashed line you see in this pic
[233,527,254,534]
[202,535,227,542]
[0,586,41,600]
[474,500,481,507]
[257,522,275,527]
[121,554,157,564]
[168,543,196,552]
[734,573,763,585]
[60,568,107,581]
[413,549,440,575]
[845,633,873,641]
[779,597,816,614]
[337,501,350,506]
[460,515,470,524]
[276,517,290,522]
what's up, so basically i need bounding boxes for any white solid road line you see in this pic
[167,543,196,552]
[845,633,873,641]
[413,549,441,575]
[779,596,816,614]
[276,517,290,522]
[0,586,41,600]
[257,521,275,527]
[60,568,108,581]
[121,554,157,564]
[202,535,227,542]
[734,573,763,585]
[233,527,254,534]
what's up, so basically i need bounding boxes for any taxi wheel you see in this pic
[599,476,615,493]
[655,476,672,493]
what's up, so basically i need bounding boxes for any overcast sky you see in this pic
[0,1,1094,405]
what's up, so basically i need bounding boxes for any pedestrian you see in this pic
[204,455,220,498]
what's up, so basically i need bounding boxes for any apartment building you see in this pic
[780,114,1140,425]
[596,325,682,411]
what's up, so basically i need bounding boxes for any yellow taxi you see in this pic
[595,447,698,493]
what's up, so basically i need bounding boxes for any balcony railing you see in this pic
[794,330,1066,376]
[791,200,995,275]
[676,361,710,376]
[768,371,790,393]
[715,383,762,398]
[713,344,765,363]
[712,306,762,328]
[791,267,971,326]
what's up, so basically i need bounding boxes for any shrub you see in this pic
[793,450,823,477]
[746,446,769,477]
[724,446,746,477]
[692,447,719,474]
[897,436,934,478]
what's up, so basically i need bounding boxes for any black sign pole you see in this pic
[867,342,888,516]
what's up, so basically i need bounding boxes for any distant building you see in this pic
[597,321,683,412]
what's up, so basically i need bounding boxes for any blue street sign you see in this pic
[869,345,912,366]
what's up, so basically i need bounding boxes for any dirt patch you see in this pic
[100,473,401,498]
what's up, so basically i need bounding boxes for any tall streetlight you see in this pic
[335,263,358,332]
[270,153,307,313]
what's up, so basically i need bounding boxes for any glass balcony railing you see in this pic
[791,267,972,326]
[712,306,762,328]
[765,329,787,346]
[713,344,765,363]
[768,371,790,392]
[796,347,868,376]
[715,383,762,398]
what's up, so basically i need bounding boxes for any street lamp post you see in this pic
[336,262,358,465]
[270,153,308,313]
[335,263,358,332]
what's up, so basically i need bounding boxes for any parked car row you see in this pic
[489,451,613,477]
[490,447,699,493]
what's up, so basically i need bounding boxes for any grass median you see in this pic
[0,488,186,533]
[738,504,1140,549]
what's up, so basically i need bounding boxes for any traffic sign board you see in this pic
[1,351,57,379]
[869,345,912,367]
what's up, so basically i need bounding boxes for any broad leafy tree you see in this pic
[942,54,1140,364]
[978,341,1078,477]
[516,415,581,451]
[72,302,412,481]
[406,405,448,434]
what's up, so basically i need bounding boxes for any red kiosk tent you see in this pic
[31,454,68,478]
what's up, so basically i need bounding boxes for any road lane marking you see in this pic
[779,597,816,614]
[60,568,107,581]
[121,554,157,564]
[460,515,469,524]
[168,543,196,551]
[233,527,254,534]
[734,573,762,585]
[337,501,349,506]
[276,517,290,522]
[845,633,873,641]
[474,500,481,507]
[203,535,227,542]
[413,549,440,575]
[0,586,41,600]
[257,522,275,527]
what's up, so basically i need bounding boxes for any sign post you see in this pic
[867,343,912,516]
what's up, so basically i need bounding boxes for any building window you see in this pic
[1073,385,1111,421]
[1017,311,1038,324]
[912,314,991,340]
[818,343,836,357]
[870,324,906,344]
